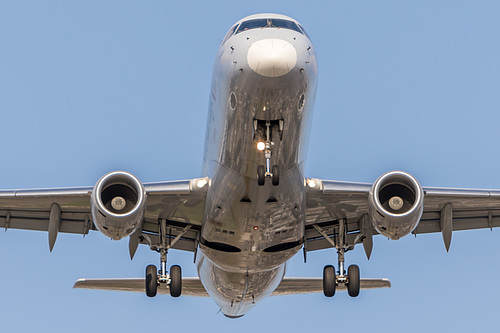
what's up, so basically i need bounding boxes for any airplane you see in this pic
[1,13,500,318]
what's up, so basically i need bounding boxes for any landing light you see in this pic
[306,179,317,188]
[196,178,208,188]
[257,142,266,151]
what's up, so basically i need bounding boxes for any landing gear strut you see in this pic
[145,219,185,298]
[317,220,361,298]
[333,247,360,297]
[256,120,280,186]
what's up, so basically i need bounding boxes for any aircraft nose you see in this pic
[247,39,297,77]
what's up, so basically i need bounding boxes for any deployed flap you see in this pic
[73,277,209,297]
[271,278,391,296]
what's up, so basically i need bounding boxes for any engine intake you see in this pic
[368,171,424,240]
[91,171,145,240]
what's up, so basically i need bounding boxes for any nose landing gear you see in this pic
[257,164,279,186]
[256,120,280,186]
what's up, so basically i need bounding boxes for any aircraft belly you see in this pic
[221,68,310,177]
[202,28,318,178]
[196,25,319,317]
[197,252,285,318]
[199,37,313,274]
[200,163,305,273]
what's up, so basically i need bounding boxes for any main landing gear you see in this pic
[318,220,361,298]
[256,120,280,186]
[145,261,182,297]
[322,252,360,298]
[145,219,183,298]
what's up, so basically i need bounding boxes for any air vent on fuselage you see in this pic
[263,240,302,253]
[215,228,235,235]
[266,195,277,203]
[201,237,241,252]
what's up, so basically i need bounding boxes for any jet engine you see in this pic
[368,171,424,240]
[91,171,146,240]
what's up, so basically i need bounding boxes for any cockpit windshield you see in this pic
[221,24,238,45]
[235,18,304,35]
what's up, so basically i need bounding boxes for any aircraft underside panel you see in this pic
[196,252,285,317]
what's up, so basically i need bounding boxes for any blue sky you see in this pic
[1,1,500,332]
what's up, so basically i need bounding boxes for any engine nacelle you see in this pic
[91,171,145,240]
[368,171,424,240]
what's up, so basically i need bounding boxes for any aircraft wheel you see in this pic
[347,265,360,297]
[323,265,336,297]
[272,165,279,186]
[145,264,158,297]
[169,265,182,297]
[257,165,266,186]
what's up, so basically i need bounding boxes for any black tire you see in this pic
[257,165,266,186]
[169,265,182,297]
[145,265,158,297]
[323,265,336,297]
[272,165,279,186]
[347,265,360,297]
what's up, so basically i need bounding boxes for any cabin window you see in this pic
[235,18,303,35]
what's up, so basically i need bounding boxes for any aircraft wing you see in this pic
[0,179,206,253]
[304,178,500,255]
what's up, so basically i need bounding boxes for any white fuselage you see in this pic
[195,14,318,318]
